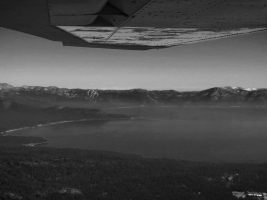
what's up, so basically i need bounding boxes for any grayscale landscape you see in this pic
[1,84,267,162]
[2,83,267,199]
[1,0,267,199]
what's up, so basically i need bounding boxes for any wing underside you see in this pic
[1,0,267,50]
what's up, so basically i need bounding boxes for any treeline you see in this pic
[1,147,267,200]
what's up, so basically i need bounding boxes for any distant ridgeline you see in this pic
[1,83,267,106]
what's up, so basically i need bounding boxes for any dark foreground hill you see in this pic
[1,146,267,200]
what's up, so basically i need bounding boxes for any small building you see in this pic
[58,187,83,195]
[232,191,267,200]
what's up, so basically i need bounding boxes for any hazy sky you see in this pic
[0,27,267,90]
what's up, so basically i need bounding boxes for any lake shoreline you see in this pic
[0,117,131,148]
[0,117,130,136]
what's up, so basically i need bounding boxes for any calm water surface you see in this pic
[18,106,267,162]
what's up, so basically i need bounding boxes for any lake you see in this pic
[16,105,267,162]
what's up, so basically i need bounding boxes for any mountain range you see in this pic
[1,83,267,106]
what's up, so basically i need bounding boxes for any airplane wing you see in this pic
[1,0,267,50]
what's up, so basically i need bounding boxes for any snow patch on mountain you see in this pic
[244,88,257,91]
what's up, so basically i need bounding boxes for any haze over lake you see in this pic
[15,105,267,163]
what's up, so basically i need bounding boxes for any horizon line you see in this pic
[0,82,262,92]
